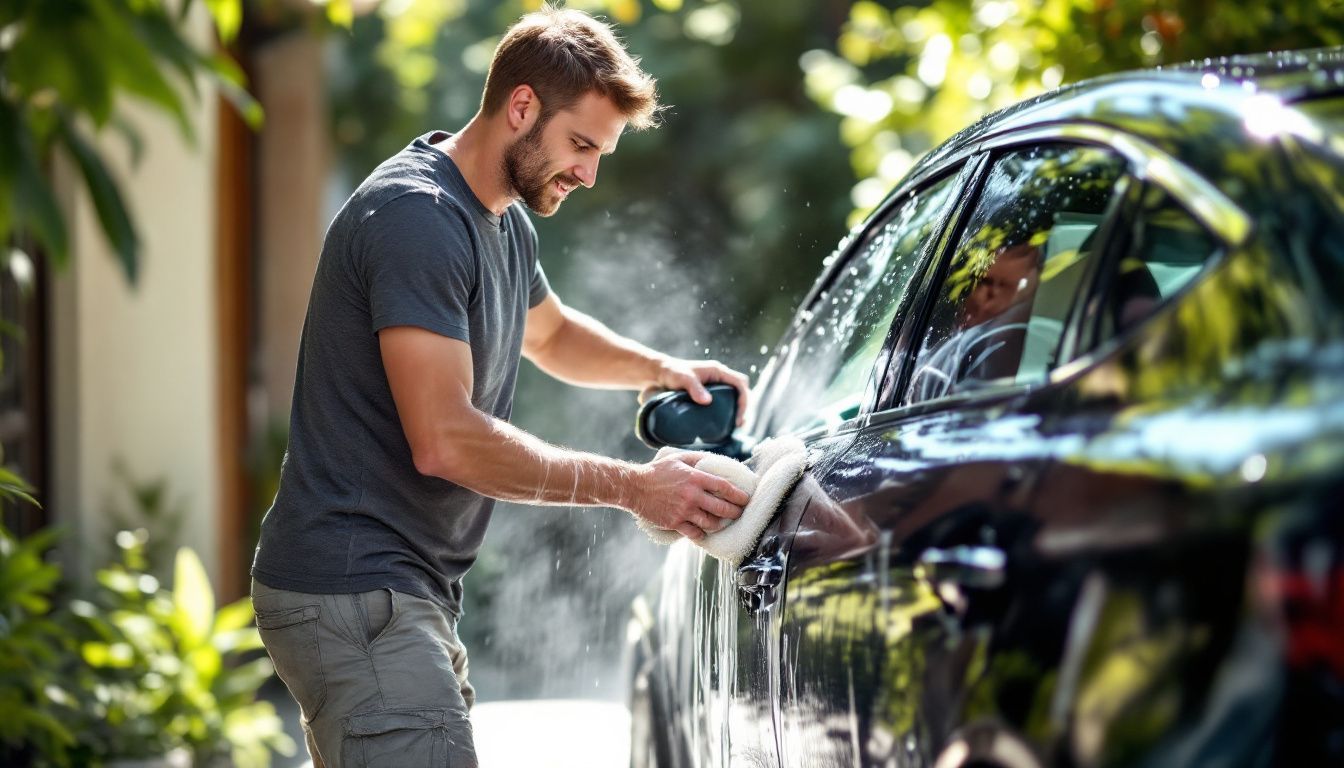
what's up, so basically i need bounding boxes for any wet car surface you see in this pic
[626,49,1344,768]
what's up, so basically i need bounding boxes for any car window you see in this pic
[906,144,1127,404]
[1093,183,1222,344]
[767,172,958,435]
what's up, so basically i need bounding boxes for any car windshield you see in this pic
[762,173,958,435]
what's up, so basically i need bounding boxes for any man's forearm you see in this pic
[422,401,640,508]
[526,306,665,389]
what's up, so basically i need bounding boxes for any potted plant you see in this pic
[0,523,295,767]
[77,533,295,767]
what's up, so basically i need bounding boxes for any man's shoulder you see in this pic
[349,142,469,221]
[351,184,474,240]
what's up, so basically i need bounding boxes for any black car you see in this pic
[626,48,1344,768]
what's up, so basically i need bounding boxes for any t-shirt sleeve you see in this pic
[529,260,550,308]
[356,195,476,342]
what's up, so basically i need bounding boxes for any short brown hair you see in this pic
[481,5,661,130]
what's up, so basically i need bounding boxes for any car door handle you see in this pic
[736,560,783,612]
[916,545,1007,590]
[737,560,783,589]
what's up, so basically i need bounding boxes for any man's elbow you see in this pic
[410,443,463,481]
[522,331,560,370]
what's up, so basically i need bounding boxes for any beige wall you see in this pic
[49,10,222,584]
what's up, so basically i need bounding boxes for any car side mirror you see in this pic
[635,383,744,457]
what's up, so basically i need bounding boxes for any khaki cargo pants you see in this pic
[252,580,477,767]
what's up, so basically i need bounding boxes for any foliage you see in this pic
[329,0,856,357]
[804,0,1344,222]
[0,258,38,509]
[105,462,186,582]
[0,0,261,285]
[0,526,76,765]
[0,523,294,767]
[78,538,294,767]
[0,463,38,508]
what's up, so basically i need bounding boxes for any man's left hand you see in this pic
[640,359,751,426]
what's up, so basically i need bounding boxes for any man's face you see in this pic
[962,243,1041,327]
[503,91,626,216]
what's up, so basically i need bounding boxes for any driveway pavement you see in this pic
[265,680,630,767]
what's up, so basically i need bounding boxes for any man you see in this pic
[910,241,1043,401]
[959,241,1043,330]
[250,7,751,767]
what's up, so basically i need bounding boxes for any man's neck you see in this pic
[431,115,516,217]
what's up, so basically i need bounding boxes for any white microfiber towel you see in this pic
[635,437,808,565]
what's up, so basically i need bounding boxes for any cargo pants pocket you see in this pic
[342,709,474,767]
[255,603,328,720]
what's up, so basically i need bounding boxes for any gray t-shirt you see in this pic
[252,131,550,615]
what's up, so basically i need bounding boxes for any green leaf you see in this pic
[206,54,264,129]
[216,656,276,700]
[81,640,136,668]
[0,99,69,268]
[6,10,115,126]
[108,114,147,168]
[131,9,205,101]
[327,0,354,29]
[0,318,23,341]
[213,627,264,655]
[216,77,265,130]
[0,466,39,508]
[58,115,141,285]
[186,643,222,683]
[15,707,76,747]
[88,0,196,144]
[96,567,140,597]
[213,596,255,634]
[172,547,214,651]
[204,0,242,44]
[14,524,63,557]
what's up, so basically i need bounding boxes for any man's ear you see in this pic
[506,85,540,133]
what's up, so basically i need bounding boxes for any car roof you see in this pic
[902,46,1344,206]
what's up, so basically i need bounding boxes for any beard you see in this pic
[502,119,579,217]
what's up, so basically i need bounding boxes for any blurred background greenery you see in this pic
[3,1,1344,760]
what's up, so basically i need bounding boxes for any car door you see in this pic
[700,164,970,768]
[1017,177,1282,767]
[773,140,1139,767]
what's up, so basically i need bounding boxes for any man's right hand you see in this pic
[628,452,749,541]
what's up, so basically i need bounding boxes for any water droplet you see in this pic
[760,345,769,354]
[1241,454,1268,483]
